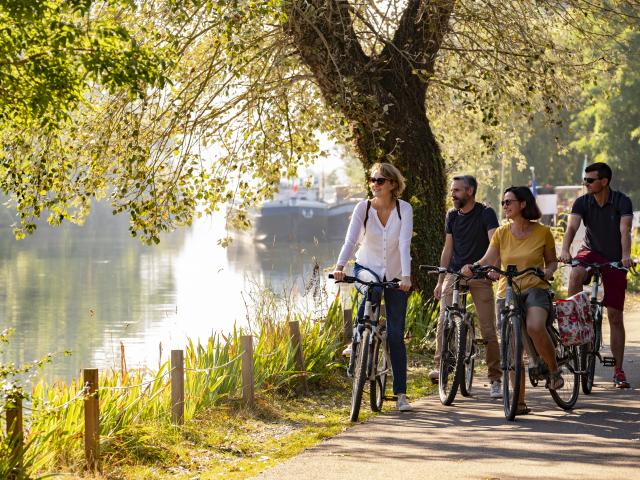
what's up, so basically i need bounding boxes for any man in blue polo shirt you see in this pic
[559,162,634,388]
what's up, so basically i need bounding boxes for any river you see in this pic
[0,204,344,383]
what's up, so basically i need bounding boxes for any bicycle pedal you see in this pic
[602,356,616,367]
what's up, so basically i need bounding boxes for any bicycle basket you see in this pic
[554,291,594,347]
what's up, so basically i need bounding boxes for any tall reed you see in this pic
[3,286,437,477]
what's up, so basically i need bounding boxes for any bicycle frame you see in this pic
[329,273,398,421]
[500,267,553,379]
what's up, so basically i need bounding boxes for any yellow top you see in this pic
[489,222,556,298]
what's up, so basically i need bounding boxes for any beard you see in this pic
[453,196,468,210]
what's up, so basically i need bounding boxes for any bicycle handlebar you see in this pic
[563,259,629,272]
[471,264,545,280]
[418,264,483,280]
[328,274,400,289]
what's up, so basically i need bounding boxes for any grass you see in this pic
[1,284,440,479]
[109,366,437,480]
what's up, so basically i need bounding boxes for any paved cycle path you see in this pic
[252,310,640,480]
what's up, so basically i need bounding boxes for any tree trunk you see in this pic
[351,77,446,290]
[283,0,452,290]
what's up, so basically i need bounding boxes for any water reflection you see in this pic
[0,205,343,383]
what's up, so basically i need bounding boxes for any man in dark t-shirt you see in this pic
[430,175,502,398]
[559,162,634,388]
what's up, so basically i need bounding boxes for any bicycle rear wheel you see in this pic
[460,315,475,397]
[370,333,388,412]
[439,313,462,405]
[350,329,370,422]
[550,343,580,410]
[502,314,522,421]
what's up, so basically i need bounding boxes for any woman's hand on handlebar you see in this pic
[399,276,411,292]
[543,267,555,282]
[332,268,346,282]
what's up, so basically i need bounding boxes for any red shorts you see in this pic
[575,249,627,311]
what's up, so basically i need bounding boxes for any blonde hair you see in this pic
[370,162,406,198]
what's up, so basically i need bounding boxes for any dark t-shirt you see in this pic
[571,189,633,261]
[445,203,500,271]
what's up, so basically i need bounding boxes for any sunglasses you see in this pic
[369,177,390,186]
[501,199,517,207]
[583,177,599,184]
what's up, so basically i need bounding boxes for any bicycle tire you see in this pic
[439,313,461,405]
[369,334,388,412]
[550,344,580,410]
[460,314,475,397]
[350,329,370,422]
[502,314,522,421]
[580,341,596,394]
[581,305,601,394]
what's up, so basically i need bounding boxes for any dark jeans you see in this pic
[354,263,409,394]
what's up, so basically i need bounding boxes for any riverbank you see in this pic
[0,290,439,479]
[92,365,436,479]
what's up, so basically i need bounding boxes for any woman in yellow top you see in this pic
[462,186,560,414]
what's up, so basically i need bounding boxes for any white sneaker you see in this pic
[396,394,413,411]
[490,381,503,399]
[428,369,439,384]
[342,345,352,357]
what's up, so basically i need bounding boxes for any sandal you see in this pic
[516,404,532,415]
[546,371,565,391]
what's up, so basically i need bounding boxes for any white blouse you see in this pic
[336,199,413,280]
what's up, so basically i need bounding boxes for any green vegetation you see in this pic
[1,290,439,478]
[2,2,638,282]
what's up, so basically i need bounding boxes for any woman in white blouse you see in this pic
[332,162,414,411]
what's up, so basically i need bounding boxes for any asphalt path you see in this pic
[252,310,640,480]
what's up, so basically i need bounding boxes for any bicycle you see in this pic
[420,265,478,405]
[472,265,580,421]
[329,273,398,421]
[564,259,629,394]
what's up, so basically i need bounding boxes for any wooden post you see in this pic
[83,368,100,473]
[6,394,23,478]
[120,341,127,379]
[171,350,185,425]
[241,335,255,407]
[289,320,308,394]
[343,307,353,343]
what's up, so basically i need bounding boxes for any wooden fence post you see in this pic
[241,335,254,407]
[288,320,308,394]
[6,394,23,479]
[343,307,353,343]
[171,350,185,425]
[83,368,100,473]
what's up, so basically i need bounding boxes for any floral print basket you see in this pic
[554,291,595,347]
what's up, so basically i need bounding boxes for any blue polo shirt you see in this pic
[571,189,633,261]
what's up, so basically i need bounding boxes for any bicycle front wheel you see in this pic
[580,341,596,394]
[550,344,580,410]
[439,313,462,405]
[502,314,522,421]
[581,306,602,394]
[370,333,388,412]
[350,329,370,422]
[460,314,476,397]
